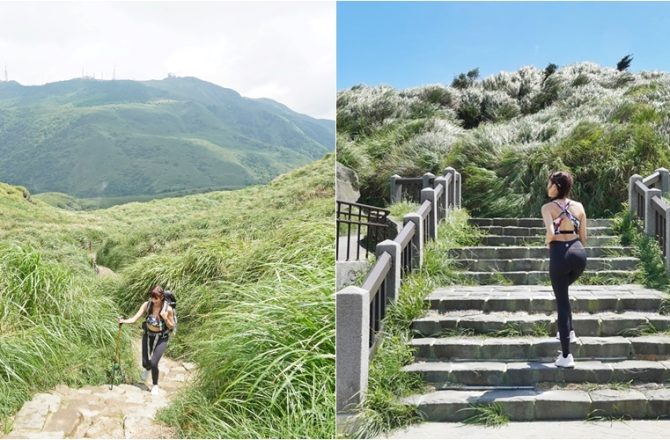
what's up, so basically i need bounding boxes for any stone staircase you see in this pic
[454,218,637,285]
[401,217,670,422]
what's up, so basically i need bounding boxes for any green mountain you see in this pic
[0,76,334,198]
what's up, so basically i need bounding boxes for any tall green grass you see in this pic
[0,154,335,438]
[350,208,477,438]
[338,62,670,217]
[612,204,670,291]
[0,243,135,432]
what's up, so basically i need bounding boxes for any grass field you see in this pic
[0,154,335,438]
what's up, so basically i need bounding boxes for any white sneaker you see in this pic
[556,330,577,343]
[555,352,575,368]
[151,385,160,396]
[140,370,149,382]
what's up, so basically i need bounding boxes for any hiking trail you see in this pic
[4,259,196,439]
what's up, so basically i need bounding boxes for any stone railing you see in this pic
[336,167,462,413]
[629,167,670,271]
[390,167,461,207]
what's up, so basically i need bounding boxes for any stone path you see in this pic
[381,420,670,439]
[4,338,196,439]
[398,218,670,424]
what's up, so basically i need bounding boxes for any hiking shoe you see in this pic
[151,385,160,396]
[556,330,577,343]
[555,352,575,368]
[140,370,149,382]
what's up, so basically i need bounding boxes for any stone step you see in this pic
[411,335,670,361]
[402,387,670,422]
[458,270,636,285]
[454,257,638,272]
[469,218,613,228]
[449,246,634,259]
[4,432,65,439]
[477,226,613,237]
[481,235,619,246]
[412,311,670,338]
[427,285,664,314]
[404,359,670,387]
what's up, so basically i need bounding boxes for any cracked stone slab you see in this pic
[13,394,61,431]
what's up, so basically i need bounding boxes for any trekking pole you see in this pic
[109,320,123,390]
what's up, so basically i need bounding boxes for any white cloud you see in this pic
[0,1,335,119]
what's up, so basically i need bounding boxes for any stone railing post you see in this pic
[645,188,662,236]
[422,172,435,189]
[376,240,401,303]
[390,174,402,204]
[421,188,438,241]
[657,167,670,194]
[403,213,423,268]
[444,167,456,209]
[336,286,370,413]
[455,170,462,208]
[434,176,448,221]
[629,174,643,216]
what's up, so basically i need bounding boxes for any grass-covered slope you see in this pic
[337,63,670,217]
[0,183,136,433]
[0,155,335,437]
[0,77,335,199]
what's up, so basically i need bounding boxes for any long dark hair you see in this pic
[549,171,573,200]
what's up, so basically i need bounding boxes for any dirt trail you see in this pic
[3,256,195,439]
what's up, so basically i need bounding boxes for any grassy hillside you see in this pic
[0,155,335,437]
[337,62,670,217]
[0,77,334,198]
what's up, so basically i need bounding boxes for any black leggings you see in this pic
[549,238,587,356]
[142,332,169,385]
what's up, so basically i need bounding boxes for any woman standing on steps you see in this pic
[540,171,588,369]
[118,285,175,395]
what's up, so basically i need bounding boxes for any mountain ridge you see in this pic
[0,76,334,198]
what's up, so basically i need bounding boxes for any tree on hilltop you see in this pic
[451,68,480,89]
[543,63,558,82]
[617,54,633,72]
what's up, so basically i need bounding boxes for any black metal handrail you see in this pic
[336,200,390,261]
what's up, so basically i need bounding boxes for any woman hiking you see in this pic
[540,171,588,368]
[118,285,175,395]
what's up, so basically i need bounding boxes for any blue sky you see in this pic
[337,1,670,91]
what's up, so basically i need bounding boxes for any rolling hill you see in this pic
[0,76,334,199]
[337,62,670,217]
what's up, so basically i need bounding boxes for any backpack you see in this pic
[163,290,178,334]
